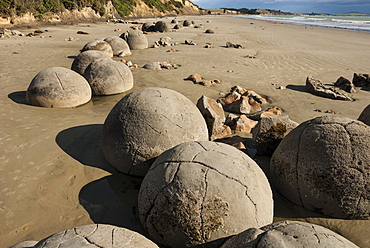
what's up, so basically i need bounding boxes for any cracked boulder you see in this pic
[121,30,148,50]
[103,36,131,57]
[32,224,158,248]
[101,87,208,176]
[81,39,114,57]
[71,50,111,76]
[270,116,370,219]
[334,76,356,93]
[221,220,359,248]
[358,104,370,126]
[26,67,91,108]
[138,141,273,248]
[306,75,353,101]
[84,58,133,96]
[252,115,298,156]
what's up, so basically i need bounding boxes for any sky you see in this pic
[191,0,370,14]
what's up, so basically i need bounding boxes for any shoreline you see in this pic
[1,15,369,247]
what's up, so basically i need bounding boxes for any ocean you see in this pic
[237,15,370,33]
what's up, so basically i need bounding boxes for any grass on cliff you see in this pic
[0,0,186,18]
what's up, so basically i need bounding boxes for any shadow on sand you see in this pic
[8,91,28,105]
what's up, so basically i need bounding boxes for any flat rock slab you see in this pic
[306,75,353,101]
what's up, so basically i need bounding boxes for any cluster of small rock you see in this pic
[143,61,180,70]
[152,37,178,48]
[184,73,221,86]
[306,73,370,101]
[1,28,48,38]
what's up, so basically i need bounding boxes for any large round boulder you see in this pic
[121,30,148,50]
[154,21,171,32]
[221,221,358,248]
[26,67,91,108]
[104,36,131,57]
[359,104,370,126]
[270,115,370,219]
[33,224,158,247]
[101,87,208,176]
[84,58,133,96]
[71,50,111,75]
[81,39,113,57]
[138,141,273,248]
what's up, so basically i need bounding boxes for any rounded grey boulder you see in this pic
[138,141,273,248]
[142,21,155,32]
[71,50,111,75]
[9,240,38,248]
[84,58,133,96]
[221,221,359,248]
[101,87,209,176]
[26,67,91,108]
[33,224,158,248]
[121,30,148,50]
[359,104,370,126]
[104,36,131,57]
[154,21,171,32]
[183,20,192,27]
[81,39,113,57]
[270,115,370,219]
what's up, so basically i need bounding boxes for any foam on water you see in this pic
[237,15,370,32]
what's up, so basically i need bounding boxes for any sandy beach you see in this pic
[1,15,369,247]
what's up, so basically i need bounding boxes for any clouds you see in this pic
[193,0,370,14]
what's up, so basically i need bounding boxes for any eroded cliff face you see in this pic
[1,0,203,26]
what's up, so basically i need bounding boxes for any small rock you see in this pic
[248,107,284,121]
[77,30,89,34]
[184,39,196,45]
[334,76,356,93]
[276,85,286,90]
[226,42,243,48]
[143,62,161,70]
[185,74,202,83]
[252,115,299,156]
[205,29,215,34]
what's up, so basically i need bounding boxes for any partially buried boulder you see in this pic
[138,141,273,248]
[142,21,155,32]
[101,87,209,176]
[252,115,298,156]
[71,50,111,75]
[270,115,370,219]
[154,21,172,32]
[358,104,370,126]
[103,36,131,57]
[121,30,148,50]
[32,224,158,247]
[221,221,359,248]
[84,58,133,96]
[143,61,162,70]
[306,75,352,101]
[80,39,113,57]
[26,67,91,108]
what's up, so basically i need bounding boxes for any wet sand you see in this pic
[0,15,369,247]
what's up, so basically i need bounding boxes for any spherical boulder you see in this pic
[104,36,131,57]
[221,221,359,248]
[81,39,113,57]
[71,50,111,75]
[359,104,370,126]
[101,87,209,176]
[121,30,148,50]
[138,141,273,248]
[183,20,192,27]
[270,115,370,219]
[26,67,91,108]
[84,58,133,96]
[142,21,155,32]
[33,224,158,247]
[154,21,171,32]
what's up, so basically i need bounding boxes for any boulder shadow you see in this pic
[67,55,77,59]
[8,91,28,105]
[286,84,307,93]
[55,124,118,174]
[79,174,144,233]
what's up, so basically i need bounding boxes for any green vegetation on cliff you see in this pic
[0,0,188,18]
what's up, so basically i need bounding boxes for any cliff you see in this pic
[0,0,203,25]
